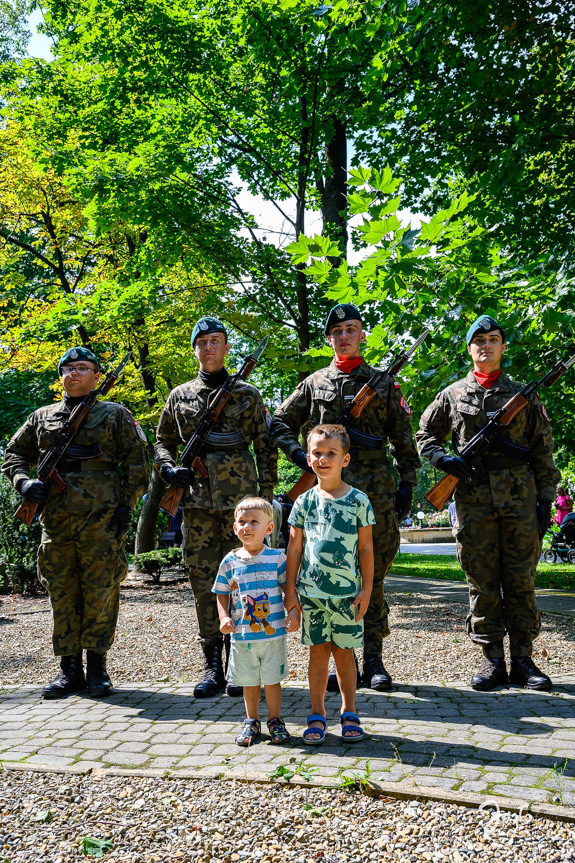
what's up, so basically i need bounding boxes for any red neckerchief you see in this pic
[474,368,501,388]
[335,356,363,373]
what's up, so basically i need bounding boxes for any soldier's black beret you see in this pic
[324,304,363,337]
[58,347,100,374]
[191,317,228,346]
[466,315,506,345]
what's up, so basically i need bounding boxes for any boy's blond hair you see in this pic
[307,423,350,454]
[234,496,273,521]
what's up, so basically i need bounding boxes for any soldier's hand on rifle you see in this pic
[536,499,553,539]
[395,481,413,522]
[109,504,133,540]
[436,455,474,482]
[291,448,314,473]
[159,464,194,488]
[17,478,49,503]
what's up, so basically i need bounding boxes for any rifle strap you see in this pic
[481,456,531,472]
[349,448,387,462]
[58,460,119,473]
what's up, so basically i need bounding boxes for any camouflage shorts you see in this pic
[300,594,363,649]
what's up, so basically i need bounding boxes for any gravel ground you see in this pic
[1,771,574,862]
[1,572,574,686]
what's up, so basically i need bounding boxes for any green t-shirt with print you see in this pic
[288,486,375,598]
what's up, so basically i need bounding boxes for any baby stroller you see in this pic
[543,512,575,563]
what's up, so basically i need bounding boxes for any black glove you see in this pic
[395,481,413,522]
[159,464,194,489]
[536,499,553,539]
[17,478,49,503]
[109,504,133,540]
[435,455,474,482]
[291,448,314,473]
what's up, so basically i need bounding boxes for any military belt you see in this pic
[58,460,119,473]
[482,456,530,472]
[349,448,387,462]
[203,443,250,454]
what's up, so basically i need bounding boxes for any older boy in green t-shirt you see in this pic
[285,424,375,744]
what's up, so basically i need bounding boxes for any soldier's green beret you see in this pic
[58,346,100,374]
[191,317,228,347]
[466,315,506,345]
[324,304,363,337]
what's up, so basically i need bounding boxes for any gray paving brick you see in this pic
[491,784,550,802]
[176,755,221,768]
[25,754,76,766]
[103,751,151,766]
[458,780,491,792]
[147,744,191,756]
[114,742,150,753]
[0,750,33,761]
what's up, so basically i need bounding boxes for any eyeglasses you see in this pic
[61,365,96,375]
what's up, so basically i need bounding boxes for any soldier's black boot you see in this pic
[470,657,508,691]
[223,634,243,697]
[86,651,114,697]
[194,640,225,698]
[326,652,361,693]
[362,655,392,692]
[42,653,86,699]
[509,656,552,691]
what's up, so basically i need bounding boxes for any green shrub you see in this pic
[0,472,43,594]
[133,548,184,585]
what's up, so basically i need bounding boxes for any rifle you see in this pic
[159,335,269,517]
[15,352,132,526]
[286,329,431,502]
[425,351,575,511]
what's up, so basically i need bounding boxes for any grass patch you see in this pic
[391,554,575,591]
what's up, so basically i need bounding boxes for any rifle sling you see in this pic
[480,456,531,472]
[349,448,387,462]
[58,460,119,473]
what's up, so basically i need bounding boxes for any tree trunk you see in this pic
[323,114,348,263]
[135,453,165,554]
[295,93,310,380]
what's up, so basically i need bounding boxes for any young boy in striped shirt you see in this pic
[213,497,298,746]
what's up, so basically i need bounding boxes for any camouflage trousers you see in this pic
[454,500,541,657]
[38,508,128,656]
[363,499,399,656]
[182,507,237,644]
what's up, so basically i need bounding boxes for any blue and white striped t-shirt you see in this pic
[212,547,287,642]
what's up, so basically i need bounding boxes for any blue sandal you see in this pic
[303,714,327,745]
[340,711,364,742]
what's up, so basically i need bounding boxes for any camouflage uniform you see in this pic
[270,359,420,655]
[416,370,560,656]
[154,378,277,644]
[2,401,149,655]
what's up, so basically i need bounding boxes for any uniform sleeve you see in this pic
[1,414,39,490]
[383,382,421,484]
[117,408,150,506]
[416,393,453,467]
[250,392,278,500]
[212,558,232,594]
[526,397,561,500]
[269,381,311,459]
[357,493,376,527]
[288,495,306,529]
[154,391,181,470]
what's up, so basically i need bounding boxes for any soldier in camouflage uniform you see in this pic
[417,315,560,691]
[270,304,420,691]
[2,347,149,699]
[154,317,277,698]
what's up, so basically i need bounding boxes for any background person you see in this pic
[155,318,277,698]
[270,304,419,692]
[417,315,560,692]
[2,347,149,699]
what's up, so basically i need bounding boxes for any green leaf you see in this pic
[81,837,113,858]
[32,809,53,823]
[361,215,401,244]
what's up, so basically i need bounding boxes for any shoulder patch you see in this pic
[134,420,148,443]
[400,395,411,415]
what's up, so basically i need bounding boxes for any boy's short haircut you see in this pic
[307,423,350,454]
[234,496,273,520]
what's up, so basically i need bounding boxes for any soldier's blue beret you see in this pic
[466,315,506,345]
[58,347,100,374]
[191,317,228,347]
[324,304,363,337]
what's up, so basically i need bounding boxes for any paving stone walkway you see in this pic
[2,680,575,810]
